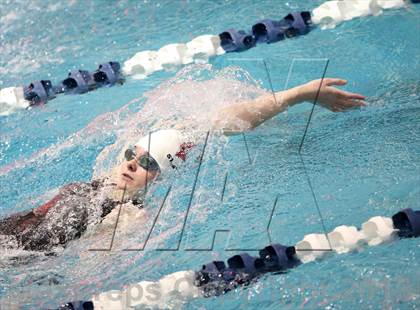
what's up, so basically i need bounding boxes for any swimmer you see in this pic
[0,78,365,252]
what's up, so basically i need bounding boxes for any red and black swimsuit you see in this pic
[0,180,124,251]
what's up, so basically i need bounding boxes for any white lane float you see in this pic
[0,86,29,116]
[312,0,406,29]
[327,225,364,254]
[184,35,225,63]
[122,51,161,79]
[361,216,396,246]
[122,35,225,79]
[92,271,201,309]
[157,43,190,69]
[295,233,331,262]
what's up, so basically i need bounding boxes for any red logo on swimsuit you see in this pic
[175,142,195,161]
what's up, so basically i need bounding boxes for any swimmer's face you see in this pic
[116,146,159,191]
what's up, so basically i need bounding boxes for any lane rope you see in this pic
[58,208,419,309]
[0,0,411,115]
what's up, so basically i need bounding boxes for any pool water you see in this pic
[0,0,419,309]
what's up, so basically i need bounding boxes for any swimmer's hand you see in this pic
[301,78,366,112]
[212,78,366,135]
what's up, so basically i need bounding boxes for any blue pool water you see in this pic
[0,0,419,309]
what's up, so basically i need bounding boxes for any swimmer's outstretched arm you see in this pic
[212,78,366,135]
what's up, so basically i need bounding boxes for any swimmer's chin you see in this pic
[115,177,130,190]
[116,183,126,190]
[115,179,144,192]
[115,173,134,189]
[116,180,134,190]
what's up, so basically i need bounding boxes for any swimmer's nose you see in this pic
[127,159,137,172]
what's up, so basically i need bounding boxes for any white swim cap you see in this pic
[135,129,193,171]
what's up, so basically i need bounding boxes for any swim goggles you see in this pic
[124,149,160,171]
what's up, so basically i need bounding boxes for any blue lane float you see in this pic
[251,11,312,44]
[282,11,312,37]
[227,252,263,274]
[259,243,300,271]
[197,261,238,297]
[61,69,95,94]
[59,301,94,310]
[219,29,256,52]
[92,62,122,86]
[201,260,226,273]
[23,80,56,105]
[19,61,122,106]
[252,19,287,44]
[195,244,299,298]
[392,208,420,238]
[58,208,419,309]
[195,245,299,297]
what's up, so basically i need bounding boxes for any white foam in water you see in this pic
[122,51,161,79]
[0,86,29,116]
[92,64,266,178]
[312,0,406,29]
